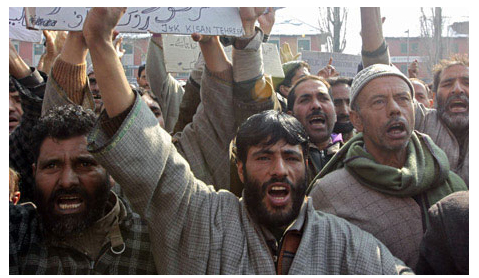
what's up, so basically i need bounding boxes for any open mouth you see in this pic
[55,195,84,213]
[386,122,407,138]
[266,183,291,207]
[308,115,326,127]
[9,116,19,124]
[448,100,468,113]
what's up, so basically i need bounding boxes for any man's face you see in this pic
[9,90,23,133]
[331,83,354,134]
[351,76,414,156]
[137,69,150,90]
[88,73,103,114]
[290,79,336,146]
[238,140,307,229]
[141,94,165,128]
[33,136,110,236]
[412,81,431,108]
[436,64,469,132]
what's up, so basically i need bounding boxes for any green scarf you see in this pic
[307,131,467,206]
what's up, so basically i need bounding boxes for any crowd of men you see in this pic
[9,7,468,275]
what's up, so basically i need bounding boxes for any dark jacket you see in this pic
[9,194,157,275]
[415,191,469,274]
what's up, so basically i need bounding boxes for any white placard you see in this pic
[301,51,362,78]
[164,35,284,78]
[10,7,43,42]
[25,7,244,36]
[163,35,201,72]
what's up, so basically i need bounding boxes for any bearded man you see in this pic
[9,105,157,275]
[415,55,469,186]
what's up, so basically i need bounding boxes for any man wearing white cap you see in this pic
[308,63,468,271]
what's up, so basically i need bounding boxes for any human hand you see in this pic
[239,7,266,37]
[408,59,419,78]
[191,33,214,44]
[317,57,339,78]
[9,40,31,79]
[83,7,126,47]
[280,42,300,64]
[258,7,275,35]
[43,30,68,58]
[114,37,125,60]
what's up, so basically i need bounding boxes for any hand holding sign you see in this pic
[83,8,127,47]
[258,7,275,36]
[239,7,266,37]
[317,57,339,79]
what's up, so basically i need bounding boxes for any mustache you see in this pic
[384,116,408,130]
[307,109,327,120]
[336,113,350,121]
[48,186,88,205]
[261,176,294,191]
[445,94,469,107]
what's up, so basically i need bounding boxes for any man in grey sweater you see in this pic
[81,7,412,275]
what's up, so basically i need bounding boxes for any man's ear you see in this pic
[350,110,364,132]
[237,161,245,184]
[287,110,293,116]
[32,163,36,176]
[12,192,21,205]
[279,85,289,97]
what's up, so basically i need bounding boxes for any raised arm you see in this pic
[360,7,390,67]
[83,8,134,117]
[9,40,46,202]
[42,31,94,115]
[232,7,278,126]
[146,34,185,133]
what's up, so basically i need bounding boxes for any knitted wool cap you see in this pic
[350,63,415,109]
[271,61,304,91]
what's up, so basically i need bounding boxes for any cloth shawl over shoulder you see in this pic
[86,94,412,274]
[307,131,467,208]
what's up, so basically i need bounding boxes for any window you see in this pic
[401,43,408,54]
[121,43,134,66]
[297,37,311,51]
[33,43,45,67]
[411,43,418,54]
[453,43,459,53]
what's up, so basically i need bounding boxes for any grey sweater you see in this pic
[87,94,412,274]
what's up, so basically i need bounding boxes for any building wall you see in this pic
[386,36,469,83]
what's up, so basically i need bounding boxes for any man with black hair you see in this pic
[83,8,412,274]
[327,77,356,142]
[271,61,311,110]
[286,75,342,180]
[9,77,23,134]
[136,64,150,90]
[9,104,156,275]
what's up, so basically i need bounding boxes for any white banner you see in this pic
[301,51,362,78]
[25,7,244,36]
[10,7,43,42]
[164,35,284,78]
[390,56,427,63]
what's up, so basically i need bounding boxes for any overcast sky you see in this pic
[276,7,469,55]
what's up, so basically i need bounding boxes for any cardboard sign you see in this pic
[24,7,243,36]
[164,35,284,78]
[301,51,361,78]
[10,7,42,42]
